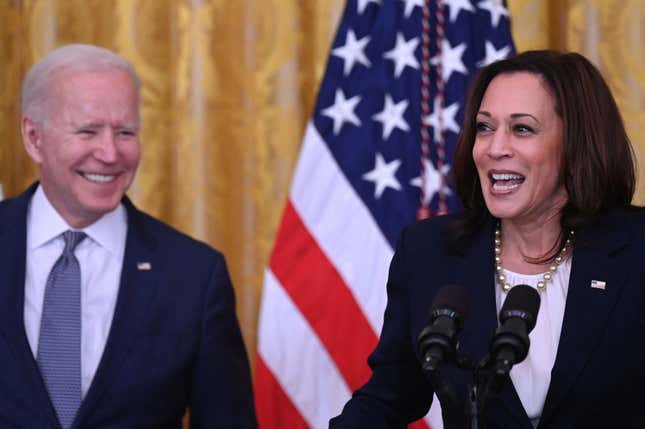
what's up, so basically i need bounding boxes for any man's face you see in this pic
[23,68,141,228]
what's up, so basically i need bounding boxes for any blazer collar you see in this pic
[73,195,161,428]
[454,218,533,428]
[454,212,633,428]
[0,182,161,428]
[539,210,632,426]
[0,182,60,426]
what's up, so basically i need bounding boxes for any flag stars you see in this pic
[363,153,402,199]
[332,30,371,75]
[431,39,468,82]
[410,158,452,205]
[384,33,420,78]
[321,89,362,135]
[478,0,509,27]
[477,41,511,67]
[444,0,475,22]
[357,0,381,14]
[372,95,410,140]
[423,98,461,141]
[400,0,424,18]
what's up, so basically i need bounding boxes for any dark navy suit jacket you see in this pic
[0,184,257,428]
[331,208,645,428]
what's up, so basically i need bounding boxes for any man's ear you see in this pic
[22,116,44,163]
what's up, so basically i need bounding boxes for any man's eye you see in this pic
[77,129,96,136]
[116,129,137,137]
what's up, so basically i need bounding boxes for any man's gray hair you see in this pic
[21,43,141,125]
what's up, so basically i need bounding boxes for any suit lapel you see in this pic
[0,184,60,427]
[455,220,532,428]
[74,198,160,428]
[540,213,631,425]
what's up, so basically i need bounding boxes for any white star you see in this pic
[478,0,509,27]
[410,158,452,205]
[363,153,402,199]
[400,0,424,18]
[372,95,410,140]
[431,39,468,82]
[357,0,381,14]
[477,41,511,67]
[332,30,371,75]
[321,89,362,135]
[423,98,461,142]
[384,33,420,78]
[444,0,475,22]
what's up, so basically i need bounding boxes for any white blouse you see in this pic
[494,257,572,428]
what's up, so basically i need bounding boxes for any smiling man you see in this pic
[0,44,257,429]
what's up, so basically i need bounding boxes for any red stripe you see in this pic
[254,356,310,429]
[269,200,379,391]
[409,418,431,429]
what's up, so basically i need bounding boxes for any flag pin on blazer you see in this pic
[137,262,152,271]
[590,280,606,290]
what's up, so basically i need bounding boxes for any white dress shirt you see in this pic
[24,185,127,397]
[495,257,572,428]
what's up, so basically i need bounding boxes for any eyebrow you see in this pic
[476,111,541,123]
[74,122,139,130]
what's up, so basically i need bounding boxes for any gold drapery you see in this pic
[1,0,643,381]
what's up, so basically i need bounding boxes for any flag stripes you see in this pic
[254,357,309,429]
[290,123,392,335]
[256,1,515,427]
[257,269,351,428]
[269,200,378,391]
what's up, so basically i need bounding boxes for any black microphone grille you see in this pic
[500,284,541,332]
[430,284,470,320]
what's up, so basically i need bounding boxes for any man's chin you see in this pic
[70,199,123,227]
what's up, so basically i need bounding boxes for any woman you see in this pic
[330,50,643,428]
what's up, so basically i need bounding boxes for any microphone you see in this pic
[417,284,470,373]
[490,284,540,376]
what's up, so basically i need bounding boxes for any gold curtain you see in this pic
[0,0,643,384]
[0,0,346,365]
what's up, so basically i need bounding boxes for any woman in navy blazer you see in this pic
[330,50,644,428]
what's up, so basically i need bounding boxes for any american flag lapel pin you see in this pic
[137,262,152,271]
[590,280,606,290]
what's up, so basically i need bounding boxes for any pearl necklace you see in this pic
[494,224,574,292]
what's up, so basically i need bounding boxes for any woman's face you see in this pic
[472,72,567,225]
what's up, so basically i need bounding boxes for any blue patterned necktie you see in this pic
[37,230,86,429]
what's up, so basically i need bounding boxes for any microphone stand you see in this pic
[421,353,476,429]
[421,356,463,429]
[468,353,514,429]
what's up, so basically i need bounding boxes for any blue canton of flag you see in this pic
[314,0,515,247]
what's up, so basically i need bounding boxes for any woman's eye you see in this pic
[476,122,492,132]
[513,124,535,134]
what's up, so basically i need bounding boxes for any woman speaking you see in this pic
[330,50,643,428]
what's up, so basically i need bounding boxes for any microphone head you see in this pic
[430,284,470,328]
[500,284,541,332]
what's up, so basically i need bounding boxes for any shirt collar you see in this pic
[27,184,128,257]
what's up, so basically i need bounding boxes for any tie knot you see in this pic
[62,230,86,255]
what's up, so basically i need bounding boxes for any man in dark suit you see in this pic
[0,43,257,428]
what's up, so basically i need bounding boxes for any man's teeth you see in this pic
[83,173,115,183]
[491,173,524,180]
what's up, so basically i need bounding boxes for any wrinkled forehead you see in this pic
[47,69,139,112]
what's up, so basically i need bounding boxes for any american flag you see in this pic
[254,1,515,428]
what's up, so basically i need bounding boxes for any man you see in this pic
[0,44,257,428]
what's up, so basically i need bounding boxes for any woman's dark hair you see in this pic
[451,50,636,249]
